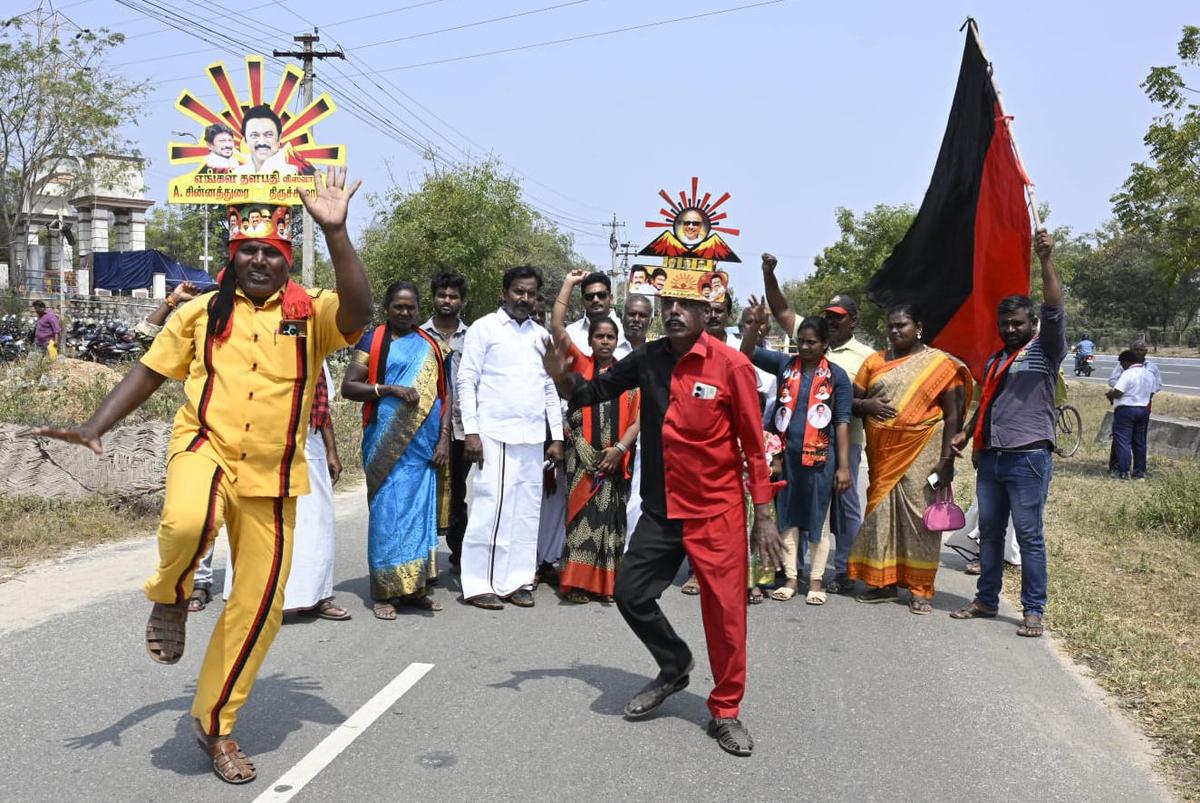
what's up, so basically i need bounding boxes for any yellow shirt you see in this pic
[142,286,358,497]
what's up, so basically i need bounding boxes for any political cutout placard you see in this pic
[636,178,741,303]
[167,55,345,205]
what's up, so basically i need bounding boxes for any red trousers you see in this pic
[614,502,748,718]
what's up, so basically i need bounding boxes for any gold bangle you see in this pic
[553,299,568,306]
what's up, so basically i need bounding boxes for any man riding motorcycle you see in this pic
[1074,335,1095,376]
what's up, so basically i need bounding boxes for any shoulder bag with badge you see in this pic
[773,356,834,466]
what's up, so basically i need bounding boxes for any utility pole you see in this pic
[172,130,212,274]
[274,31,344,286]
[614,240,638,305]
[603,214,624,277]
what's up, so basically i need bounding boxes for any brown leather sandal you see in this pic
[193,719,256,784]
[146,602,189,665]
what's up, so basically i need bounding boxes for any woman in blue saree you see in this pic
[342,281,451,620]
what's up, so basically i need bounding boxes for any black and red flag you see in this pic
[867,20,1034,380]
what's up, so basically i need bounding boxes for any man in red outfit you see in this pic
[544,291,783,756]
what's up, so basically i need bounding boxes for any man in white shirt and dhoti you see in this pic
[458,266,564,609]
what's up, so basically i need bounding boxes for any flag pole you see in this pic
[964,18,1043,230]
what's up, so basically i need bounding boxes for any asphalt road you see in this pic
[0,486,1171,802]
[1063,353,1200,396]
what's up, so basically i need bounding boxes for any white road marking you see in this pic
[253,662,435,803]
[1163,384,1200,391]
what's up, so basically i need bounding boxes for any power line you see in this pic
[319,0,452,30]
[113,0,617,239]
[355,1,590,51]
[348,0,786,74]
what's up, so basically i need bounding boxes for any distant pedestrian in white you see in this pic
[457,266,564,609]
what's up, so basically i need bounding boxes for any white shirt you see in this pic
[420,317,469,440]
[565,312,631,359]
[457,307,564,444]
[1108,358,1162,392]
[726,333,778,399]
[233,148,299,175]
[1114,364,1157,407]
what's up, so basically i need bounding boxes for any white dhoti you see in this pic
[223,424,337,608]
[461,435,543,599]
[944,496,1021,566]
[624,440,642,552]
[536,463,566,566]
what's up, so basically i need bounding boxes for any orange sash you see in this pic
[774,357,834,466]
[971,339,1032,449]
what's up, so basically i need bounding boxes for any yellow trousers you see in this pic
[143,451,296,736]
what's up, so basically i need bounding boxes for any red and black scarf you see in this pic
[775,356,834,467]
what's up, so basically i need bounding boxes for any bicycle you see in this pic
[1054,404,1083,457]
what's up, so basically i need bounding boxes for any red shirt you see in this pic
[571,332,775,521]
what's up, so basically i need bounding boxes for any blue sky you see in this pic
[46,0,1195,296]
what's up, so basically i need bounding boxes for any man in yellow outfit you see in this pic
[35,167,372,785]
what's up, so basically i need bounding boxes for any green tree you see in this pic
[780,204,916,345]
[357,160,592,322]
[0,13,147,286]
[144,205,225,274]
[1068,223,1200,346]
[1111,24,1200,287]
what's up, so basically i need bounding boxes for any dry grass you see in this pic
[0,355,185,427]
[980,381,1200,798]
[0,495,161,580]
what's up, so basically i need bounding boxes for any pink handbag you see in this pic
[922,485,966,532]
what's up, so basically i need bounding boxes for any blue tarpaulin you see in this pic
[92,250,216,292]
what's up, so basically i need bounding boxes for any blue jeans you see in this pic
[833,447,864,575]
[1111,404,1149,479]
[975,449,1052,615]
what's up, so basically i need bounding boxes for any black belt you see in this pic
[988,440,1053,454]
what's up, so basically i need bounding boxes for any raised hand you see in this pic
[171,281,201,304]
[761,252,778,274]
[565,268,587,286]
[298,166,361,232]
[746,294,771,335]
[540,335,573,384]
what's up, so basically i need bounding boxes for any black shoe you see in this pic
[469,593,505,610]
[707,717,754,756]
[623,661,693,719]
[508,588,535,607]
[826,574,855,595]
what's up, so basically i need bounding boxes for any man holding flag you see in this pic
[864,19,1060,637]
[950,229,1063,638]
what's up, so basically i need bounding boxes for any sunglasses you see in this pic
[682,220,703,227]
[583,291,610,301]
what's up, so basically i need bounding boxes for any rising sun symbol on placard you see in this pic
[638,177,741,263]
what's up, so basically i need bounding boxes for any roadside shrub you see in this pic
[1136,468,1200,542]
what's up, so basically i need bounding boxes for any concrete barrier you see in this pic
[1095,411,1200,459]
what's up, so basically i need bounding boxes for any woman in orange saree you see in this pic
[847,304,972,614]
